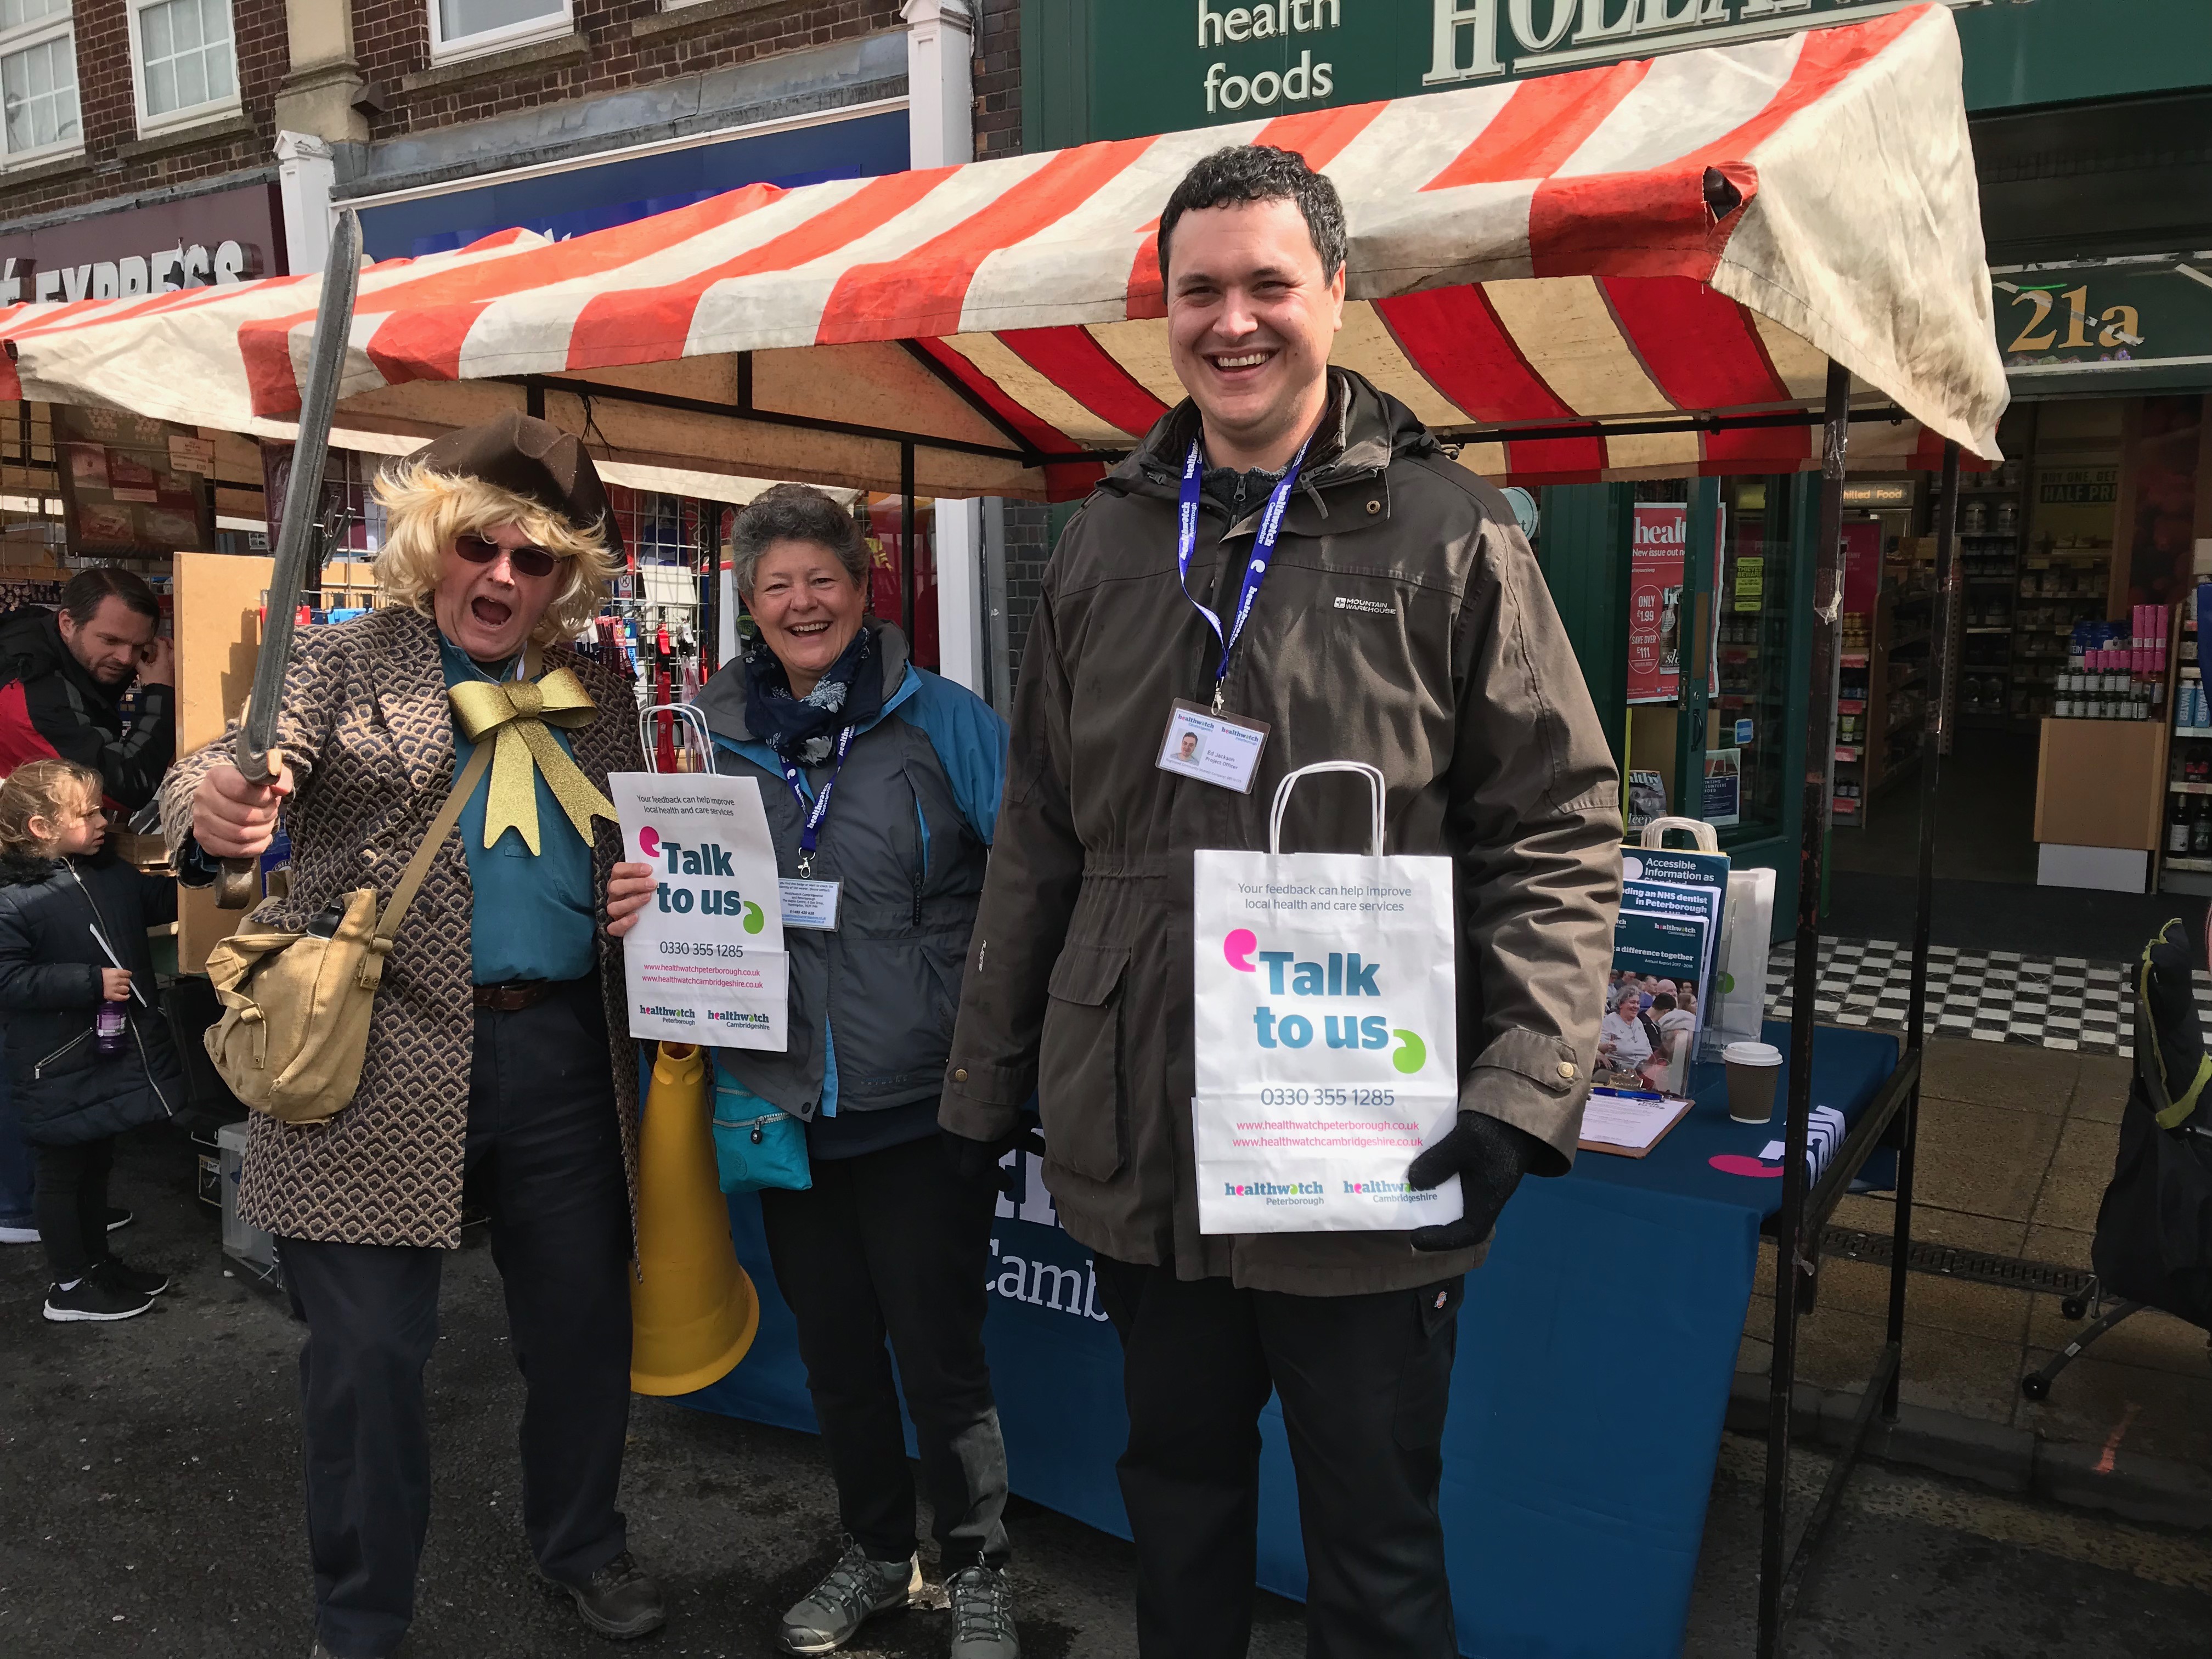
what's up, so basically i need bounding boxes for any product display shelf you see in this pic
[1943,463,2028,723]
[2161,597,2212,895]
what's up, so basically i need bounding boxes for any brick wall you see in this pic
[972,0,1018,161]
[1,0,291,223]
[356,0,901,139]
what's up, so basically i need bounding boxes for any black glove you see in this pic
[1404,1111,1545,1254]
[941,1122,1047,1199]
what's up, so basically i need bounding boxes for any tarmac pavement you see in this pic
[3,1122,2208,1659]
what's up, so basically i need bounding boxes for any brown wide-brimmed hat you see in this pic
[414,412,622,554]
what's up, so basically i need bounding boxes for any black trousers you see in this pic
[1091,1257,1465,1659]
[758,1132,1010,1568]
[280,977,634,1659]
[33,1134,114,1284]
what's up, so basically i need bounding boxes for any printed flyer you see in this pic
[611,773,788,1049]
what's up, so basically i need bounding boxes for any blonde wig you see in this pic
[0,758,103,854]
[371,460,619,646]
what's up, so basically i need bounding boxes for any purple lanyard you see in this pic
[777,724,855,878]
[1176,436,1310,710]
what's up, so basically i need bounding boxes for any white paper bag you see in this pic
[611,770,788,1049]
[1192,763,1464,1234]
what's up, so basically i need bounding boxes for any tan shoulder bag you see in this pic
[204,741,495,1124]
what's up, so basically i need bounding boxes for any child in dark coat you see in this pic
[0,759,184,1321]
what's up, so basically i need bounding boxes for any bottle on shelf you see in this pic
[2172,792,2194,856]
[2193,797,2212,859]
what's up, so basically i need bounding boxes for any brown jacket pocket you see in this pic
[1037,942,1131,1182]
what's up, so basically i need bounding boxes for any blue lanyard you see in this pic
[777,724,855,877]
[1176,437,1310,710]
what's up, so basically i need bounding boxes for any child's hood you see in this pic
[0,848,65,890]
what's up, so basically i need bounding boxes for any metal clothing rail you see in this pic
[1755,366,1959,1657]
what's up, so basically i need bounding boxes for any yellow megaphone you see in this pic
[630,1042,759,1395]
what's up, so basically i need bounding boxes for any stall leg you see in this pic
[1758,360,1851,1659]
[1887,442,1959,1415]
[901,442,917,645]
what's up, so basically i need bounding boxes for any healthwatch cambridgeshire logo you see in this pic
[707,1009,770,1028]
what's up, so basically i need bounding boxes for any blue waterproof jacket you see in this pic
[692,620,1006,1121]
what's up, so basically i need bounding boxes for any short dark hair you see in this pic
[1157,145,1347,286]
[1651,994,1677,1013]
[730,483,869,596]
[60,566,161,629]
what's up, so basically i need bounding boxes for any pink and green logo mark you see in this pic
[1223,928,1426,1074]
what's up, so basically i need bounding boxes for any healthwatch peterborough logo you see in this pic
[640,1003,696,1024]
[1221,928,1427,1074]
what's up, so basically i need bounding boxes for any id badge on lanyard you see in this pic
[1159,437,1307,793]
[777,725,851,930]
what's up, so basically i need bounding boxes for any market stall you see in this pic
[0,7,2005,1654]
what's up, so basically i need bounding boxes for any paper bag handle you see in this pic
[1639,815,1719,851]
[639,703,713,774]
[1269,761,1387,856]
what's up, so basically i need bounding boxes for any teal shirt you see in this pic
[439,639,597,985]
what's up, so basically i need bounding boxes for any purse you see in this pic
[709,1069,813,1193]
[201,741,494,1125]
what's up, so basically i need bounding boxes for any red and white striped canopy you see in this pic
[1,3,2003,501]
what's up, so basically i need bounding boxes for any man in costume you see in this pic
[164,414,664,1657]
[939,146,1621,1655]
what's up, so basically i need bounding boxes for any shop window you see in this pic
[129,0,236,133]
[0,0,81,166]
[429,0,570,64]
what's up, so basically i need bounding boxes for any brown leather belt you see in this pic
[472,980,556,1012]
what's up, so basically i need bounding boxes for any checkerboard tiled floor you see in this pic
[1758,936,2209,1059]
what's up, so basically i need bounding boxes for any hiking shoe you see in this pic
[105,1205,133,1233]
[94,1257,170,1297]
[44,1277,155,1322]
[947,1564,1019,1659]
[0,1216,36,1244]
[558,1549,664,1639]
[778,1542,921,1654]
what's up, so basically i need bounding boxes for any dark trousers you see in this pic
[1091,1257,1465,1659]
[33,1135,114,1283]
[758,1132,1010,1568]
[280,978,634,1659]
[0,1038,34,1226]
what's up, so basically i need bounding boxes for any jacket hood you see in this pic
[1105,367,1438,505]
[693,618,913,748]
[0,848,63,889]
[0,606,120,713]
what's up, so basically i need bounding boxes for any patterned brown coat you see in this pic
[160,606,645,1249]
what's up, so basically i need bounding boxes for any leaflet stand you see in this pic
[1756,373,1955,1655]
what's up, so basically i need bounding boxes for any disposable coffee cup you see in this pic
[1722,1041,1785,1124]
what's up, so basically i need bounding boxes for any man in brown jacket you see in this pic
[940,147,1621,1656]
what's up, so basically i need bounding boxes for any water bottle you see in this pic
[95,1001,126,1056]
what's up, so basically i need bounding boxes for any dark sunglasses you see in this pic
[454,533,560,579]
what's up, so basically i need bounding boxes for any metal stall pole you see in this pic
[900,443,918,646]
[1673,477,1720,822]
[1757,360,1850,1659]
[1886,442,1960,1414]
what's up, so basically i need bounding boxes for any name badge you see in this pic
[1156,699,1270,794]
[780,878,841,932]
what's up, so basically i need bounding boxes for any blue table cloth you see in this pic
[685,1019,1899,1658]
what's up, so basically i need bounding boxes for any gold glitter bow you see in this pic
[448,668,617,854]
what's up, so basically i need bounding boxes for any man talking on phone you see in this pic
[940,146,1620,1656]
[0,566,174,812]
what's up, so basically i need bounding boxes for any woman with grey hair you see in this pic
[690,483,1022,1659]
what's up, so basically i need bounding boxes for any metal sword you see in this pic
[215,209,363,909]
